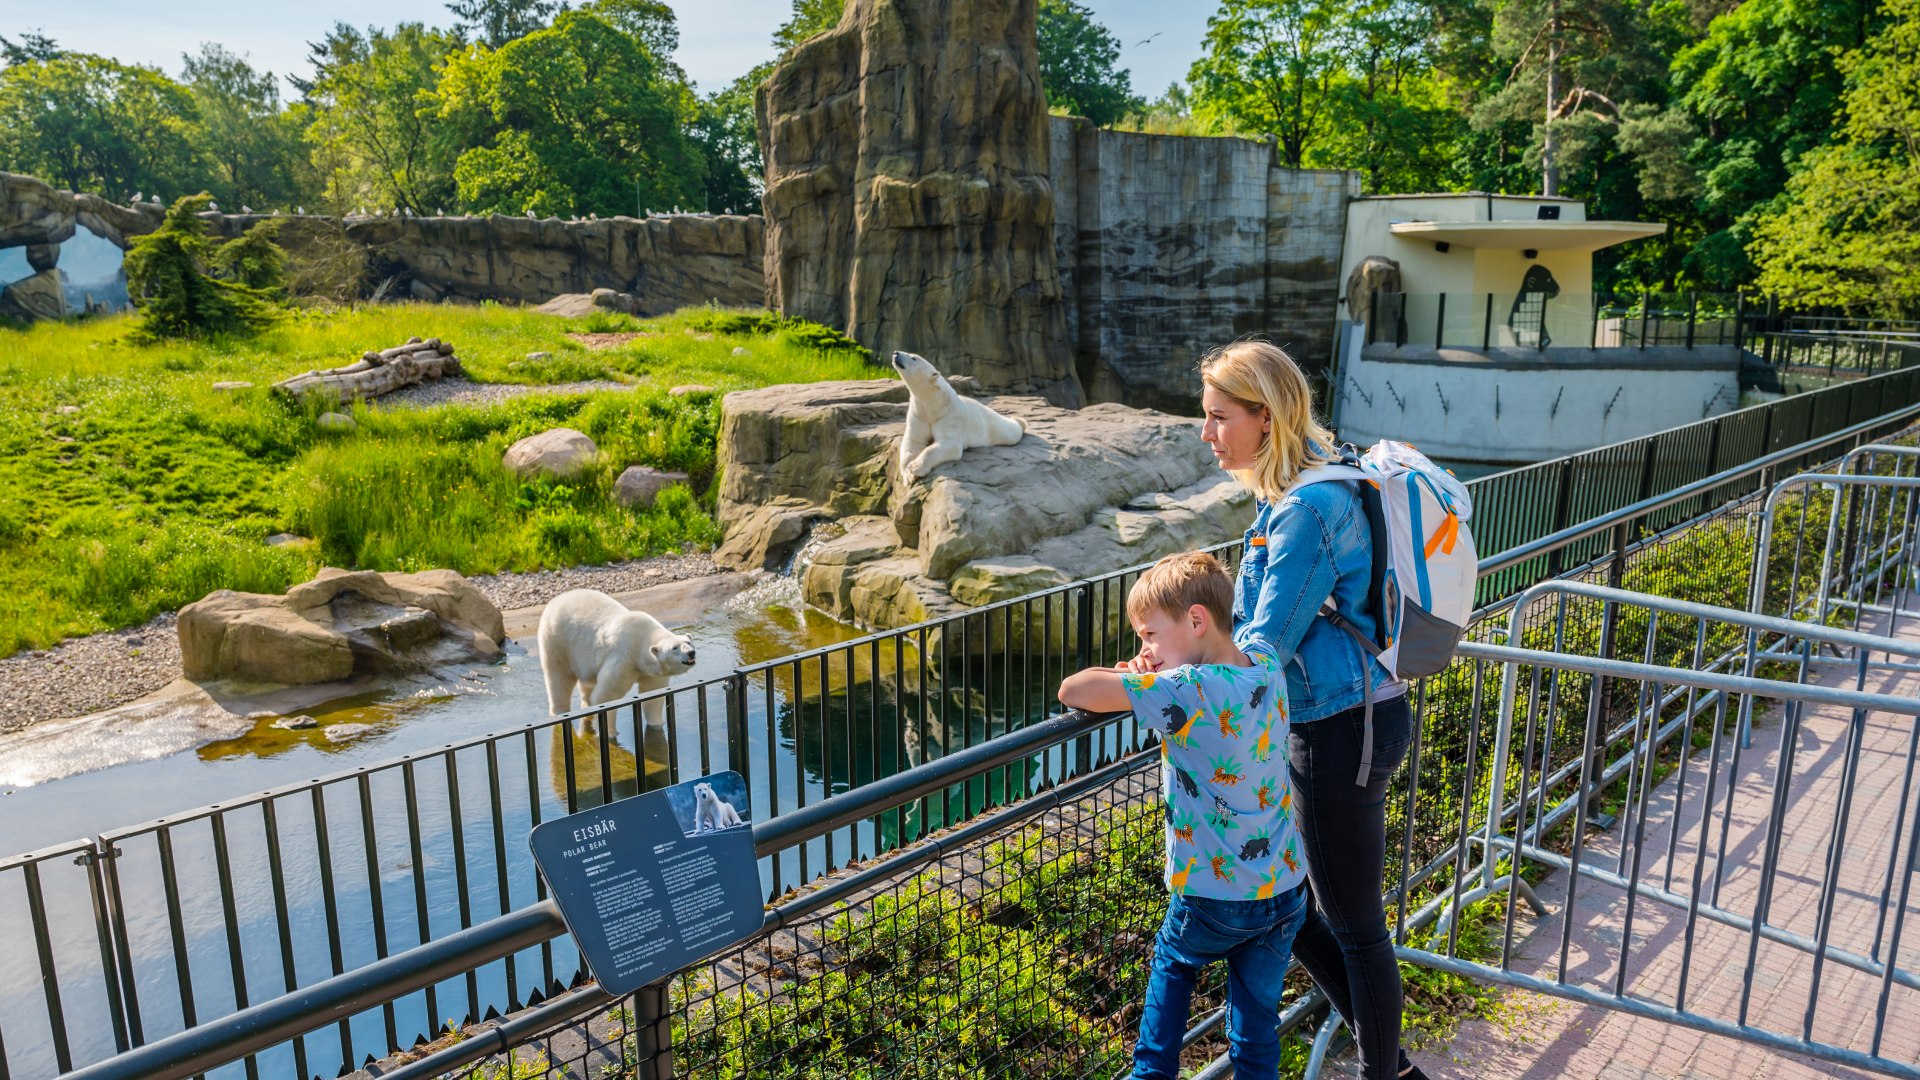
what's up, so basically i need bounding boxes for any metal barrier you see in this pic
[13,377,1920,1078]
[1392,585,1920,1078]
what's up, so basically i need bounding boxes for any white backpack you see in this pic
[1288,440,1478,782]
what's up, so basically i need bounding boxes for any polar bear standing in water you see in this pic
[538,588,696,727]
[691,782,745,833]
[892,350,1028,479]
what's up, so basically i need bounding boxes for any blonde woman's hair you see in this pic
[1199,340,1338,502]
[1127,551,1234,632]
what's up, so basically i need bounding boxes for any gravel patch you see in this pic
[0,614,181,735]
[467,553,722,612]
[0,554,723,734]
[376,375,630,410]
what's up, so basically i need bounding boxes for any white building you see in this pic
[1329,194,1741,467]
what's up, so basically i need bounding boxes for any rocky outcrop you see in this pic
[715,379,1253,634]
[178,568,506,685]
[0,269,66,320]
[758,0,1081,406]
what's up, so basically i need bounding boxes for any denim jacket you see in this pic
[1231,478,1395,724]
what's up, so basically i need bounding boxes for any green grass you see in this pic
[0,302,884,656]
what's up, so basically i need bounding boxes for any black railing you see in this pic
[55,418,1920,1080]
[10,363,1920,1079]
[1364,290,1752,351]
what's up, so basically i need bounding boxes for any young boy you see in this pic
[1058,551,1307,1080]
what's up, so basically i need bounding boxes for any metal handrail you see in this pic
[59,707,1126,1080]
[1481,400,1920,576]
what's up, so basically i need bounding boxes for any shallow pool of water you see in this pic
[0,581,1079,1078]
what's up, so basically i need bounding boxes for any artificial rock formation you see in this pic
[713,379,1252,633]
[504,428,600,480]
[758,0,1081,406]
[178,568,506,685]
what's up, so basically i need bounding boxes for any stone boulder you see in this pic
[0,269,66,321]
[25,242,56,272]
[716,378,1254,635]
[178,568,506,685]
[505,428,598,480]
[614,465,690,509]
[758,0,1080,405]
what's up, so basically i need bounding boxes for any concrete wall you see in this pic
[0,171,767,317]
[1051,118,1358,409]
[1332,331,1743,464]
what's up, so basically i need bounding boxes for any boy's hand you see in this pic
[1122,652,1163,674]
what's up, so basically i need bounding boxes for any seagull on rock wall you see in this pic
[241,205,253,214]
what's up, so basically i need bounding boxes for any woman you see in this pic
[1194,340,1425,1080]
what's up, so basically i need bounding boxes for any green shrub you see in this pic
[124,195,283,339]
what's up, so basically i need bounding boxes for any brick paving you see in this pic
[1432,633,1920,1080]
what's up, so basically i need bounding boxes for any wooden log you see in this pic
[273,344,464,404]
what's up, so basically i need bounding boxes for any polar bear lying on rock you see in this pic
[892,350,1027,479]
[538,588,696,726]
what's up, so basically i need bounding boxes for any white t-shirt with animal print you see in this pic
[1121,655,1307,902]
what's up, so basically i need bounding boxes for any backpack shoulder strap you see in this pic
[1279,452,1392,654]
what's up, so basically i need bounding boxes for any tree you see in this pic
[445,0,560,48]
[1035,0,1141,126]
[1317,0,1462,192]
[1751,0,1920,312]
[1471,0,1672,196]
[690,80,762,214]
[0,30,60,66]
[181,44,311,210]
[0,52,200,198]
[772,0,846,51]
[297,23,459,215]
[434,10,704,218]
[124,194,281,338]
[1188,0,1348,168]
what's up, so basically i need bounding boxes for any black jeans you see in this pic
[1288,694,1413,1080]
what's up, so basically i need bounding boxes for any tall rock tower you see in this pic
[757,0,1083,407]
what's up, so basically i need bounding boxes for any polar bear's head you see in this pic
[652,631,697,670]
[693,782,717,806]
[891,351,951,400]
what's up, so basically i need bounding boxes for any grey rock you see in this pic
[503,427,598,480]
[324,723,375,743]
[526,351,551,361]
[316,412,356,432]
[177,567,506,685]
[265,533,311,548]
[614,465,691,509]
[25,242,57,271]
[669,384,714,397]
[731,346,748,357]
[0,269,66,320]
[272,714,319,730]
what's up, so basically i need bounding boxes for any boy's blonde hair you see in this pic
[1128,551,1234,631]
[1199,340,1338,502]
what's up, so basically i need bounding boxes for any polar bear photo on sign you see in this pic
[892,350,1027,479]
[690,782,745,834]
[538,588,697,728]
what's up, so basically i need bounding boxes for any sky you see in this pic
[9,1,1211,100]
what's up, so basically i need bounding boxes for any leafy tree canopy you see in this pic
[434,10,703,218]
[1036,0,1141,126]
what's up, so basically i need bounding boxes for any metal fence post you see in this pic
[1546,458,1578,579]
[1074,584,1095,775]
[724,674,750,788]
[1734,292,1746,351]
[1685,292,1698,350]
[628,982,674,1080]
[1435,293,1447,348]
[1483,292,1494,349]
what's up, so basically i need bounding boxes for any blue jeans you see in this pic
[1132,885,1309,1080]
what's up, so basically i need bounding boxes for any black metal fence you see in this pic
[11,364,1920,1080]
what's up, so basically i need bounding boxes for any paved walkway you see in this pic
[1436,626,1920,1079]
